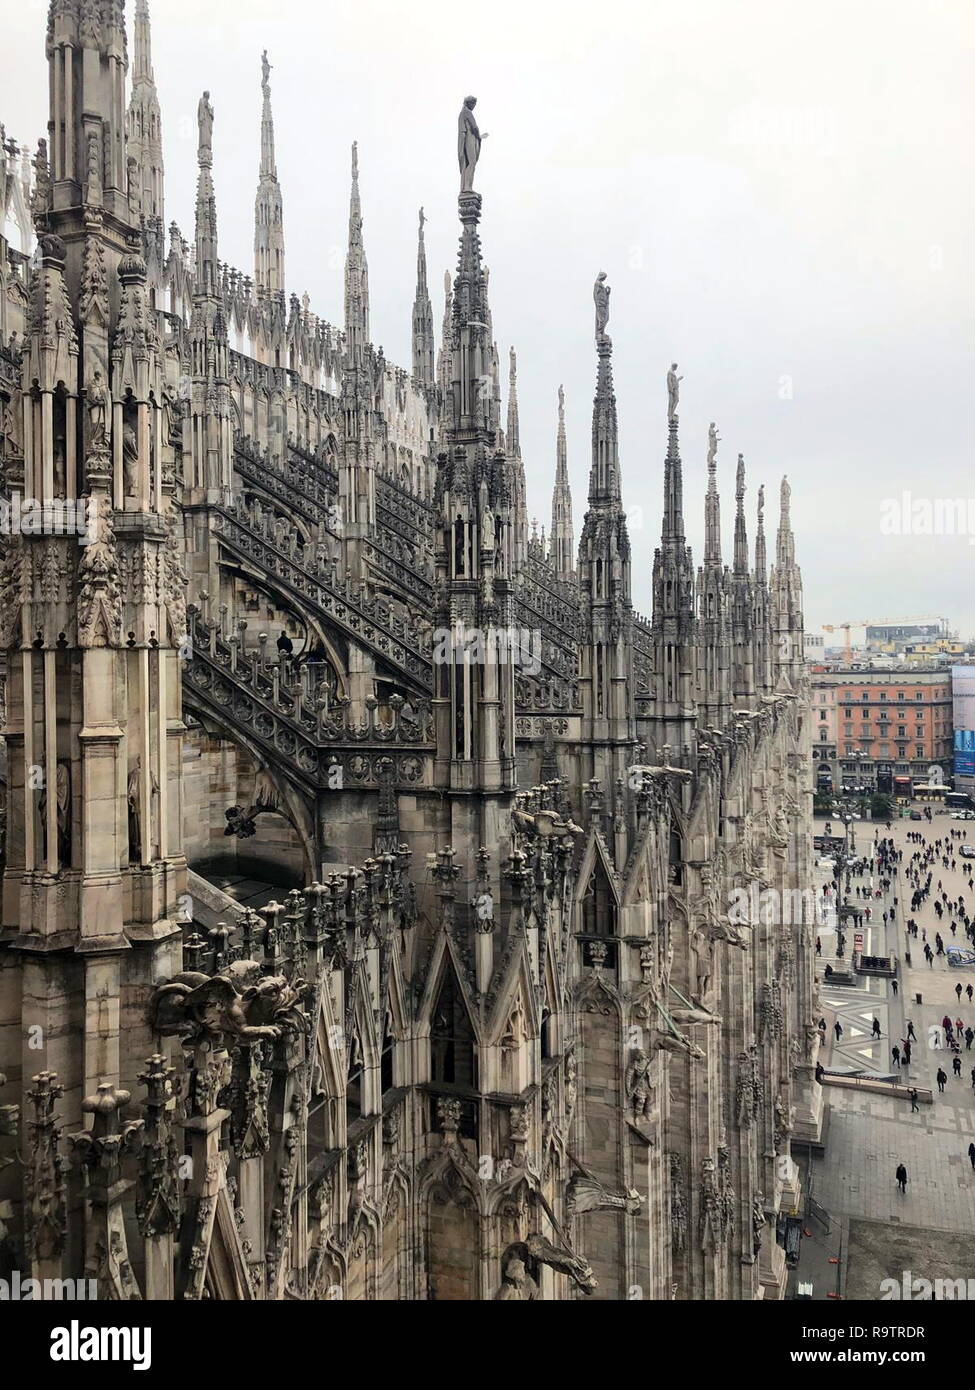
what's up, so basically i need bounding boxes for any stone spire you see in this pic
[703,424,721,566]
[194,92,219,299]
[433,135,516,897]
[755,482,767,580]
[507,347,528,566]
[733,453,749,575]
[578,277,634,794]
[254,50,286,296]
[729,454,755,702]
[436,268,453,409]
[127,0,164,230]
[550,384,575,580]
[338,141,377,578]
[411,207,435,388]
[771,475,804,688]
[344,142,369,362]
[506,346,520,456]
[696,423,730,725]
[189,91,233,498]
[588,322,622,508]
[651,378,697,757]
[4,0,187,1119]
[752,483,771,693]
[776,474,796,570]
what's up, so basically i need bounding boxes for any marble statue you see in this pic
[198,91,214,157]
[457,96,486,193]
[594,271,610,338]
[667,363,683,421]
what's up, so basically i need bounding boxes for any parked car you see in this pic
[951,810,975,821]
[961,845,975,859]
[909,810,923,821]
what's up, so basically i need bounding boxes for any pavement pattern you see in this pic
[801,808,975,1299]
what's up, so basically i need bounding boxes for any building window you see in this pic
[819,710,827,720]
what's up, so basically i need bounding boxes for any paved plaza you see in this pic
[801,807,975,1299]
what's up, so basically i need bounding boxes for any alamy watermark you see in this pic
[431,624,542,676]
[0,1271,97,1300]
[881,1270,975,1300]
[0,494,97,543]
[880,492,975,544]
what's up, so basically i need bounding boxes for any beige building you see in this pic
[811,667,953,795]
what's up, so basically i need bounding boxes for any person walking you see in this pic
[891,1044,900,1066]
[937,1067,948,1092]
[834,1020,843,1042]
[957,982,964,1002]
[895,1163,908,1194]
[967,984,973,1004]
[906,1020,917,1041]
[965,1026,973,1051]
[969,1142,975,1171]
[910,1088,919,1113]
[954,1055,963,1077]
[892,978,899,996]
[872,1017,882,1038]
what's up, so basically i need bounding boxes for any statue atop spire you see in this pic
[458,96,487,194]
[255,49,285,292]
[198,92,214,165]
[594,271,610,341]
[412,206,434,388]
[667,362,682,422]
[703,422,721,566]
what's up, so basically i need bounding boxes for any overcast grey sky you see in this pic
[4,0,974,639]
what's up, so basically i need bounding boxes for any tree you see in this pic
[871,792,894,821]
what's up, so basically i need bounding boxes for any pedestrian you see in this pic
[816,937,822,957]
[957,983,964,1002]
[892,978,899,996]
[966,1027,973,1050]
[872,1017,881,1038]
[903,1041,911,1064]
[968,984,974,1003]
[834,1020,842,1041]
[907,1020,917,1041]
[910,1088,919,1112]
[954,1055,963,1077]
[937,1068,947,1092]
[892,1044,900,1066]
[895,1163,908,1193]
[969,1142,975,1170]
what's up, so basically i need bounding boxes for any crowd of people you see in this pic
[816,814,975,1200]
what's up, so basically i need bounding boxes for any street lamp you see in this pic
[829,795,863,957]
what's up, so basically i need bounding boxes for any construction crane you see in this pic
[822,617,948,665]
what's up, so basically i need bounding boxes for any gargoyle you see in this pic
[148,968,310,1044]
[656,1032,706,1062]
[496,1232,597,1299]
[566,1174,643,1220]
